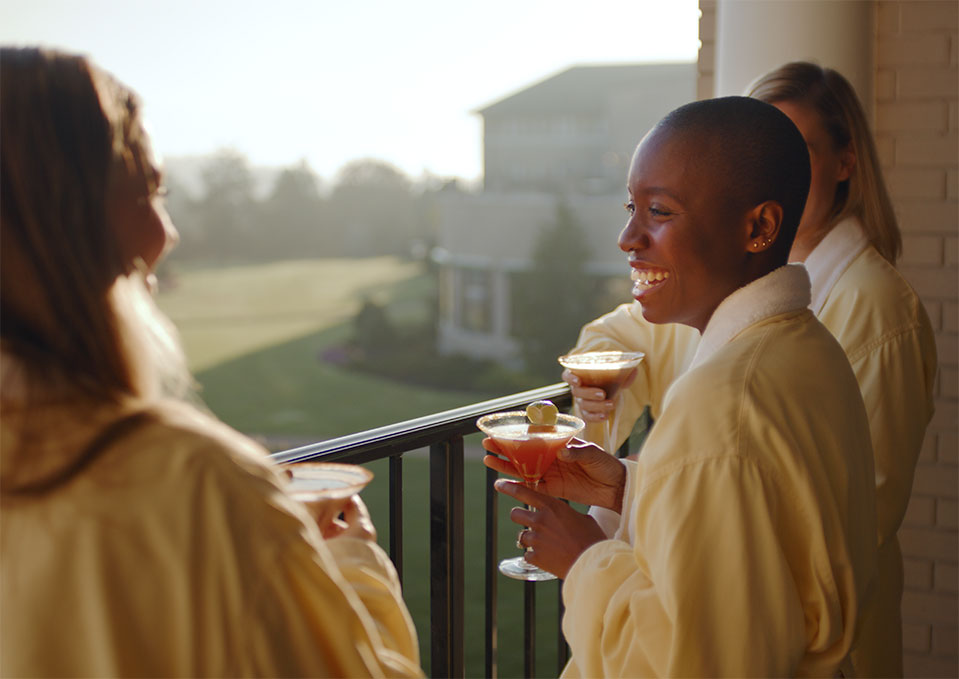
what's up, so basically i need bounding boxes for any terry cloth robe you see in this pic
[572,217,936,676]
[561,264,878,678]
[807,218,937,677]
[0,388,423,678]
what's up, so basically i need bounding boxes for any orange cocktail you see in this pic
[477,406,585,581]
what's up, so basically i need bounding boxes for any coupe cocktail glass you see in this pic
[558,351,645,447]
[283,462,374,527]
[557,350,646,399]
[477,410,585,581]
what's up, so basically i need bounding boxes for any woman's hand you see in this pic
[483,437,627,513]
[496,480,608,579]
[308,495,377,542]
[562,367,637,422]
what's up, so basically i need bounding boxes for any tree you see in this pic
[195,149,259,260]
[512,200,602,381]
[327,159,420,257]
[258,161,327,259]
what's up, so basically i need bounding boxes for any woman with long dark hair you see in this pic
[1,47,422,678]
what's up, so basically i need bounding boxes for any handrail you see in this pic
[272,382,573,464]
[271,382,574,679]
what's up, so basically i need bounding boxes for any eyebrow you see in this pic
[633,186,684,203]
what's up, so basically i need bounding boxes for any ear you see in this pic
[837,144,856,182]
[744,201,783,253]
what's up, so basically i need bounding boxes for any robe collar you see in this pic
[689,264,811,371]
[802,217,868,315]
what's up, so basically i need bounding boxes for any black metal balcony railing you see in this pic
[271,383,576,679]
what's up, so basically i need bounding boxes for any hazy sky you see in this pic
[2,0,701,182]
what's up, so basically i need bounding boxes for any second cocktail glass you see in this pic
[557,350,646,399]
[558,350,645,448]
[477,408,585,581]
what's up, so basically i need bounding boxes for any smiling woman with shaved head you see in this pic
[483,96,878,677]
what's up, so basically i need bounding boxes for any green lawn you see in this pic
[156,258,566,677]
[157,257,499,440]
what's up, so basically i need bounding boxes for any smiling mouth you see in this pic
[630,268,670,293]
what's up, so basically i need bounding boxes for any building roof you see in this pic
[475,62,697,117]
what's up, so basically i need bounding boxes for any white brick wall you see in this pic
[873,2,956,675]
[699,1,958,676]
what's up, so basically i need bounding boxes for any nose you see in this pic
[618,214,649,253]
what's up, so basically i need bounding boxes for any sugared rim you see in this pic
[282,462,374,499]
[476,410,585,439]
[558,350,645,368]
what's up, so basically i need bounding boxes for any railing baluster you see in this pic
[272,384,574,679]
[558,581,568,672]
[389,455,403,584]
[524,581,536,678]
[429,437,464,678]
[485,466,499,679]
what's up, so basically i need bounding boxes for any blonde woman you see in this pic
[1,47,422,677]
[566,62,937,677]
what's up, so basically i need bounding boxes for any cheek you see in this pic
[140,206,178,268]
[113,203,177,271]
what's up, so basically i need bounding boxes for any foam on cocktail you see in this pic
[558,351,645,398]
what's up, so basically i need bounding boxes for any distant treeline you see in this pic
[164,149,462,263]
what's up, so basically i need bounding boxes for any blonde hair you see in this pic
[1,48,190,461]
[748,61,902,263]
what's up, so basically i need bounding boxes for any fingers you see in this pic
[559,437,610,461]
[335,496,377,542]
[571,384,614,422]
[340,495,368,523]
[481,437,502,455]
[575,397,614,422]
[483,453,518,478]
[494,478,550,507]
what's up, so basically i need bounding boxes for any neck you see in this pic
[789,221,834,262]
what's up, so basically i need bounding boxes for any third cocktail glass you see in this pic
[478,402,585,581]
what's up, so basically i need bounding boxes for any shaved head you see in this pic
[653,96,811,255]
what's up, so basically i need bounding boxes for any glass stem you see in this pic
[525,479,539,555]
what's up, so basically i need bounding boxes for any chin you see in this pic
[638,303,668,326]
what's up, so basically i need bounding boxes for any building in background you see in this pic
[434,62,696,361]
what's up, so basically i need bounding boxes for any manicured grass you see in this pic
[158,257,427,373]
[156,258,498,439]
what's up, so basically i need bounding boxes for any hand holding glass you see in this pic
[558,350,645,399]
[478,408,585,581]
[284,462,374,538]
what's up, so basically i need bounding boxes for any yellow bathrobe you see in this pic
[1,394,422,678]
[562,265,878,677]
[572,218,936,676]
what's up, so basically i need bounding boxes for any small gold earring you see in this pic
[752,242,760,249]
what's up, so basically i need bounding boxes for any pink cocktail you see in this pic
[478,410,585,581]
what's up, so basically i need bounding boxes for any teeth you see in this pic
[630,269,669,287]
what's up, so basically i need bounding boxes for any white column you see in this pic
[714,0,874,117]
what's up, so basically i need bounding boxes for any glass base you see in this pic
[498,555,557,581]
